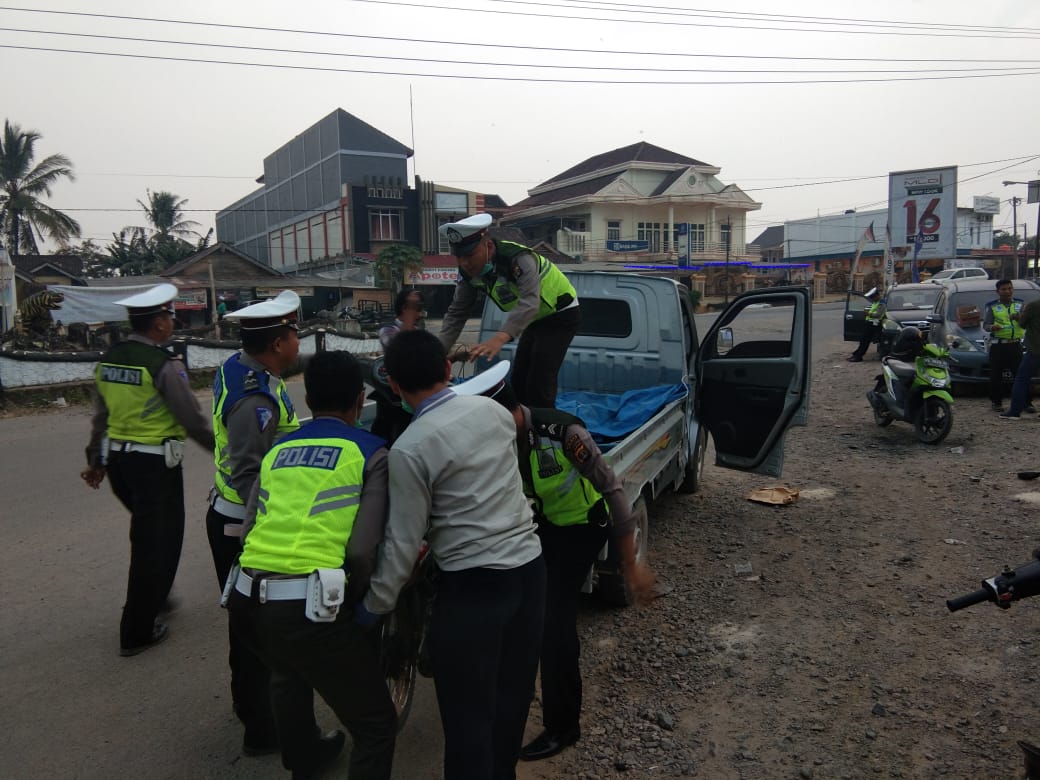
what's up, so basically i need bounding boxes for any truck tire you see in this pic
[597,496,649,607]
[677,424,707,494]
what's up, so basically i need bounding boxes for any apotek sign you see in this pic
[887,166,958,259]
[405,267,459,285]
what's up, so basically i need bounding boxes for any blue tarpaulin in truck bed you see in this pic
[556,383,688,445]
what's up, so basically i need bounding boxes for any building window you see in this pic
[370,210,402,241]
[638,222,664,253]
[720,222,732,252]
[607,221,621,241]
[327,209,344,257]
[690,223,706,252]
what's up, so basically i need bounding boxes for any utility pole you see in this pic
[723,216,732,305]
[1011,196,1022,277]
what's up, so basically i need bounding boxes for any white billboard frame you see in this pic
[888,166,958,260]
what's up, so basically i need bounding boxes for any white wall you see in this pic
[0,333,382,389]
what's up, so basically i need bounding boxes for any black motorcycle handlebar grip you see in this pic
[946,588,991,612]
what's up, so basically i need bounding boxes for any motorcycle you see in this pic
[380,544,436,731]
[865,327,954,444]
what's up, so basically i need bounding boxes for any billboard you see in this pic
[973,196,1000,215]
[888,166,958,259]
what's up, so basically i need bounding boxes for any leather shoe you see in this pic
[119,623,169,657]
[519,728,580,761]
[847,356,862,363]
[292,730,345,780]
[242,726,279,757]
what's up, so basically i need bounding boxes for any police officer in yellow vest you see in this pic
[848,287,886,362]
[984,279,1033,413]
[208,290,302,755]
[227,350,397,780]
[81,283,214,656]
[439,213,580,408]
[455,362,656,762]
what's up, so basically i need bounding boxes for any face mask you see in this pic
[401,399,414,414]
[481,262,495,277]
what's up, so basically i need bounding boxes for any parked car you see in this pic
[928,267,989,285]
[844,283,941,357]
[926,278,1040,391]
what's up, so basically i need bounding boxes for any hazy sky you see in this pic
[4,0,1040,252]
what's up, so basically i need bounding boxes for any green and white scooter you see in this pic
[866,326,954,444]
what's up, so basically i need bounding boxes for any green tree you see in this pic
[375,243,424,294]
[0,120,80,257]
[137,189,201,241]
[57,238,116,278]
[107,227,154,276]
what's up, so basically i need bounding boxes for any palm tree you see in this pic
[137,189,201,241]
[0,120,81,257]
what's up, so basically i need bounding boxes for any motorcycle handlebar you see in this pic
[946,588,991,612]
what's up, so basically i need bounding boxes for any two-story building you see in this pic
[502,142,761,265]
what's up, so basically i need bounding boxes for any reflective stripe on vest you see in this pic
[212,354,299,505]
[467,241,577,321]
[240,419,383,574]
[991,302,1025,340]
[96,341,185,446]
[866,301,884,325]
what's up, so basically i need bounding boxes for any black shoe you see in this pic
[242,726,279,757]
[119,623,169,657]
[847,355,863,363]
[519,728,580,761]
[291,730,345,780]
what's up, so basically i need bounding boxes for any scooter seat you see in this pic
[884,358,916,378]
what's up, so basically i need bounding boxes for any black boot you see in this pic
[1019,740,1040,779]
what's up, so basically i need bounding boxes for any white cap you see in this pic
[865,287,878,298]
[114,283,178,315]
[225,290,301,330]
[453,360,511,398]
[439,213,493,256]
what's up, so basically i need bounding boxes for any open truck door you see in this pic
[843,290,870,343]
[695,286,811,477]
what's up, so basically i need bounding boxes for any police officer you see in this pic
[438,213,580,408]
[984,279,1032,413]
[848,287,885,362]
[228,350,397,780]
[364,329,545,780]
[81,283,214,656]
[208,290,301,755]
[455,363,655,761]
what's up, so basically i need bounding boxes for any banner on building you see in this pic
[405,267,460,285]
[887,166,958,260]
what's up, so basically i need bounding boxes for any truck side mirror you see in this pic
[717,327,734,355]
[927,313,944,324]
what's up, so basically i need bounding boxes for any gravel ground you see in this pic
[521,345,1040,780]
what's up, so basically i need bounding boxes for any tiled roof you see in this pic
[649,168,687,197]
[509,172,622,211]
[540,142,708,187]
[750,226,785,248]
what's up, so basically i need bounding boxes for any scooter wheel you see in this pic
[914,397,953,444]
[868,385,894,427]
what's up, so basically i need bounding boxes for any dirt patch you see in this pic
[522,348,1040,779]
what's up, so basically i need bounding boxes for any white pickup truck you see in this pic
[480,271,812,603]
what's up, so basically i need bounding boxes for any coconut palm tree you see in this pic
[0,120,81,257]
[137,189,201,241]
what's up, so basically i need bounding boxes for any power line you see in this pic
[2,7,1038,64]
[7,26,1040,74]
[351,0,1040,40]
[6,43,1040,85]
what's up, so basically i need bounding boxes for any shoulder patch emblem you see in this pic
[243,371,260,392]
[255,406,274,432]
[566,433,590,464]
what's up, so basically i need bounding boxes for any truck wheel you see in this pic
[677,424,707,494]
[598,496,649,607]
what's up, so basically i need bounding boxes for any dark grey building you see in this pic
[215,108,413,269]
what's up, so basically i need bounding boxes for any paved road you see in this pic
[0,303,845,778]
